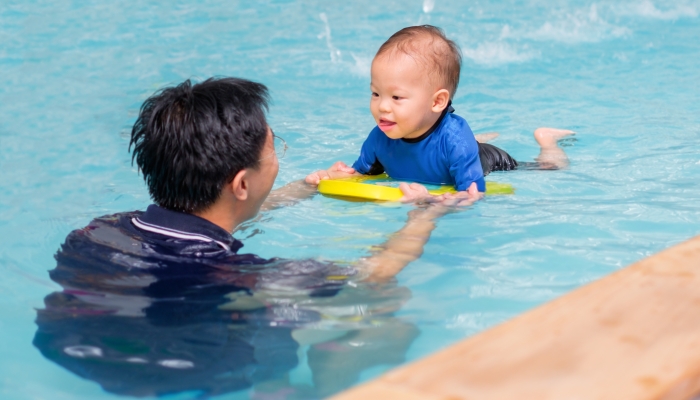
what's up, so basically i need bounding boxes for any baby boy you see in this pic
[306,25,574,201]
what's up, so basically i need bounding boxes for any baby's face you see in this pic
[370,52,441,140]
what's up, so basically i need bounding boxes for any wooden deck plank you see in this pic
[332,235,700,400]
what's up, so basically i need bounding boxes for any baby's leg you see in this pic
[475,132,499,143]
[533,127,575,169]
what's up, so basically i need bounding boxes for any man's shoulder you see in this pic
[60,210,146,259]
[92,210,143,229]
[63,210,142,247]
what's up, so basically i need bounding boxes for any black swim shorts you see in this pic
[478,142,518,175]
[478,143,558,175]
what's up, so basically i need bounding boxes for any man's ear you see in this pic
[230,169,249,201]
[431,89,451,113]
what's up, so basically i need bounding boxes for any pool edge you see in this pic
[332,234,700,400]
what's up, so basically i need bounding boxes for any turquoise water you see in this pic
[1,0,699,398]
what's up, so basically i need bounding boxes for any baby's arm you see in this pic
[307,127,384,185]
[449,131,486,194]
[304,161,359,186]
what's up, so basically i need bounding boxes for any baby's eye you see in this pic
[371,92,379,97]
[392,95,401,100]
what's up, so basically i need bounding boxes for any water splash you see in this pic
[318,12,341,63]
[423,0,435,13]
[350,52,371,76]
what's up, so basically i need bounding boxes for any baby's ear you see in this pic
[432,89,450,112]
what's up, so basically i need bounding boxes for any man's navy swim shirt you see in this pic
[53,204,354,297]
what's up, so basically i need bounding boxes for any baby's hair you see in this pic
[376,25,462,99]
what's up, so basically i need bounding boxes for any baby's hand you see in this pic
[305,161,356,186]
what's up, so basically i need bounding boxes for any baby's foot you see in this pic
[533,127,575,148]
[475,132,500,143]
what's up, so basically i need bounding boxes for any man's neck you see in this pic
[194,199,245,234]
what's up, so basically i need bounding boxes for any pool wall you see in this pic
[333,234,700,399]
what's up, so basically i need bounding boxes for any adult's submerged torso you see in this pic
[35,204,357,396]
[34,204,425,398]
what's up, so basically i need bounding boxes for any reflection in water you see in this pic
[33,214,418,398]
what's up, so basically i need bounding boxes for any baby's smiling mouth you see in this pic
[378,119,396,130]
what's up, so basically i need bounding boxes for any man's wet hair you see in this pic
[130,77,269,214]
[376,25,462,99]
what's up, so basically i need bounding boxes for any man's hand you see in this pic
[305,161,357,186]
[398,182,444,204]
[399,181,483,206]
[438,182,483,207]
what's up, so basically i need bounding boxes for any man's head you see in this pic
[370,25,462,140]
[130,77,273,215]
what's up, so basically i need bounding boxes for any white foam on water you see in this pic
[623,0,699,20]
[158,359,195,369]
[524,4,631,43]
[64,346,103,358]
[462,41,537,66]
[423,0,435,14]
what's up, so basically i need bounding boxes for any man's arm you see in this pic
[357,185,480,282]
[259,179,316,212]
[304,161,358,186]
[261,162,357,212]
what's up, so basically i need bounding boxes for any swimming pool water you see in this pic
[1,0,699,398]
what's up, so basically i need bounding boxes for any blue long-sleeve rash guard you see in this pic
[351,107,486,192]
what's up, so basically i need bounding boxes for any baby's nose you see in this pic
[379,98,392,112]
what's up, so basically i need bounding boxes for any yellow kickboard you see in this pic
[318,175,514,202]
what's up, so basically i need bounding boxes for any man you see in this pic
[124,76,464,281]
[33,77,475,397]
